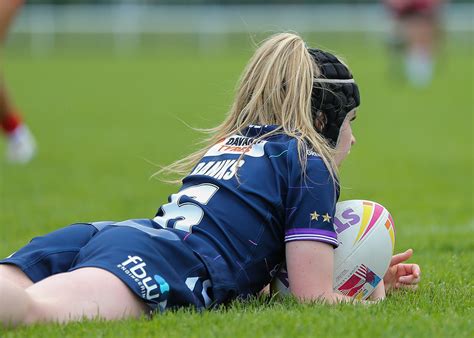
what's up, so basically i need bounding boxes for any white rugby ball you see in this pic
[272,200,396,300]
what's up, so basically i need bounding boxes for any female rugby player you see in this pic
[0,33,420,327]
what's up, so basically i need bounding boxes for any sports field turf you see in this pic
[1,33,472,337]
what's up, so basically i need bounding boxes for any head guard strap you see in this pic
[308,48,360,146]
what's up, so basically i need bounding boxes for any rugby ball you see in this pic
[271,200,396,300]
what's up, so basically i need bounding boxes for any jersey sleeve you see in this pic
[284,140,339,247]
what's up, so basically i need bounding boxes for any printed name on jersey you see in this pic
[190,159,245,180]
[306,149,320,157]
[204,135,267,157]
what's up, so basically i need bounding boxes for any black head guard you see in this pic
[308,48,360,146]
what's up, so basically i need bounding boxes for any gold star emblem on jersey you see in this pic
[310,211,320,221]
[322,213,332,222]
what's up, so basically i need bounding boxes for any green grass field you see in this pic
[1,33,473,337]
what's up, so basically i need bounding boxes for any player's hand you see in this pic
[383,248,421,293]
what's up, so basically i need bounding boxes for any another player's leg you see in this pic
[0,0,36,163]
[0,267,148,327]
[0,0,24,41]
[0,85,37,163]
[0,220,212,326]
[403,14,437,87]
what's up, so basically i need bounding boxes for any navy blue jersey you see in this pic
[154,125,339,303]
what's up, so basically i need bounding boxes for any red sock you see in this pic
[0,113,22,134]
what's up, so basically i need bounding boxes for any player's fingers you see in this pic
[390,249,413,266]
[397,263,421,277]
[398,276,412,284]
[398,275,421,284]
[411,264,421,278]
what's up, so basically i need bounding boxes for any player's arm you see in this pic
[286,242,387,303]
[286,240,386,303]
[283,140,386,303]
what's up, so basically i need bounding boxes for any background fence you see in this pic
[7,2,473,55]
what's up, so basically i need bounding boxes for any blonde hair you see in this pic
[156,32,338,183]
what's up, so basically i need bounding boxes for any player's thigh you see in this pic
[0,222,109,283]
[0,0,23,13]
[70,220,211,311]
[0,264,32,288]
[25,267,148,324]
[0,0,24,41]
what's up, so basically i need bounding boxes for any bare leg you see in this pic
[0,277,32,327]
[402,14,439,87]
[0,0,19,121]
[0,0,36,163]
[0,0,23,120]
[0,0,24,42]
[0,264,33,288]
[0,267,149,327]
[0,83,13,120]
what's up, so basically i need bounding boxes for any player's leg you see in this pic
[0,267,148,327]
[1,220,214,326]
[403,14,436,86]
[0,223,109,288]
[401,0,442,87]
[0,264,32,289]
[0,0,24,42]
[0,276,32,327]
[0,84,37,163]
[0,221,133,327]
[0,0,36,163]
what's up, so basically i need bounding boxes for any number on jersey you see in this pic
[153,183,219,233]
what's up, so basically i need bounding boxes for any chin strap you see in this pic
[308,48,360,146]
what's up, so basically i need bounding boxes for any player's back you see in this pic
[154,125,337,303]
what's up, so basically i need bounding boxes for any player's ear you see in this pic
[314,111,327,133]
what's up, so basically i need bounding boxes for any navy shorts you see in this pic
[0,219,214,312]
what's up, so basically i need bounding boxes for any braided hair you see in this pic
[308,49,360,146]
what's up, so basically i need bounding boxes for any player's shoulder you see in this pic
[285,139,338,194]
[241,125,330,173]
[202,125,292,158]
[286,138,327,169]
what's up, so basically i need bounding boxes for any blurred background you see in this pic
[6,0,473,56]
